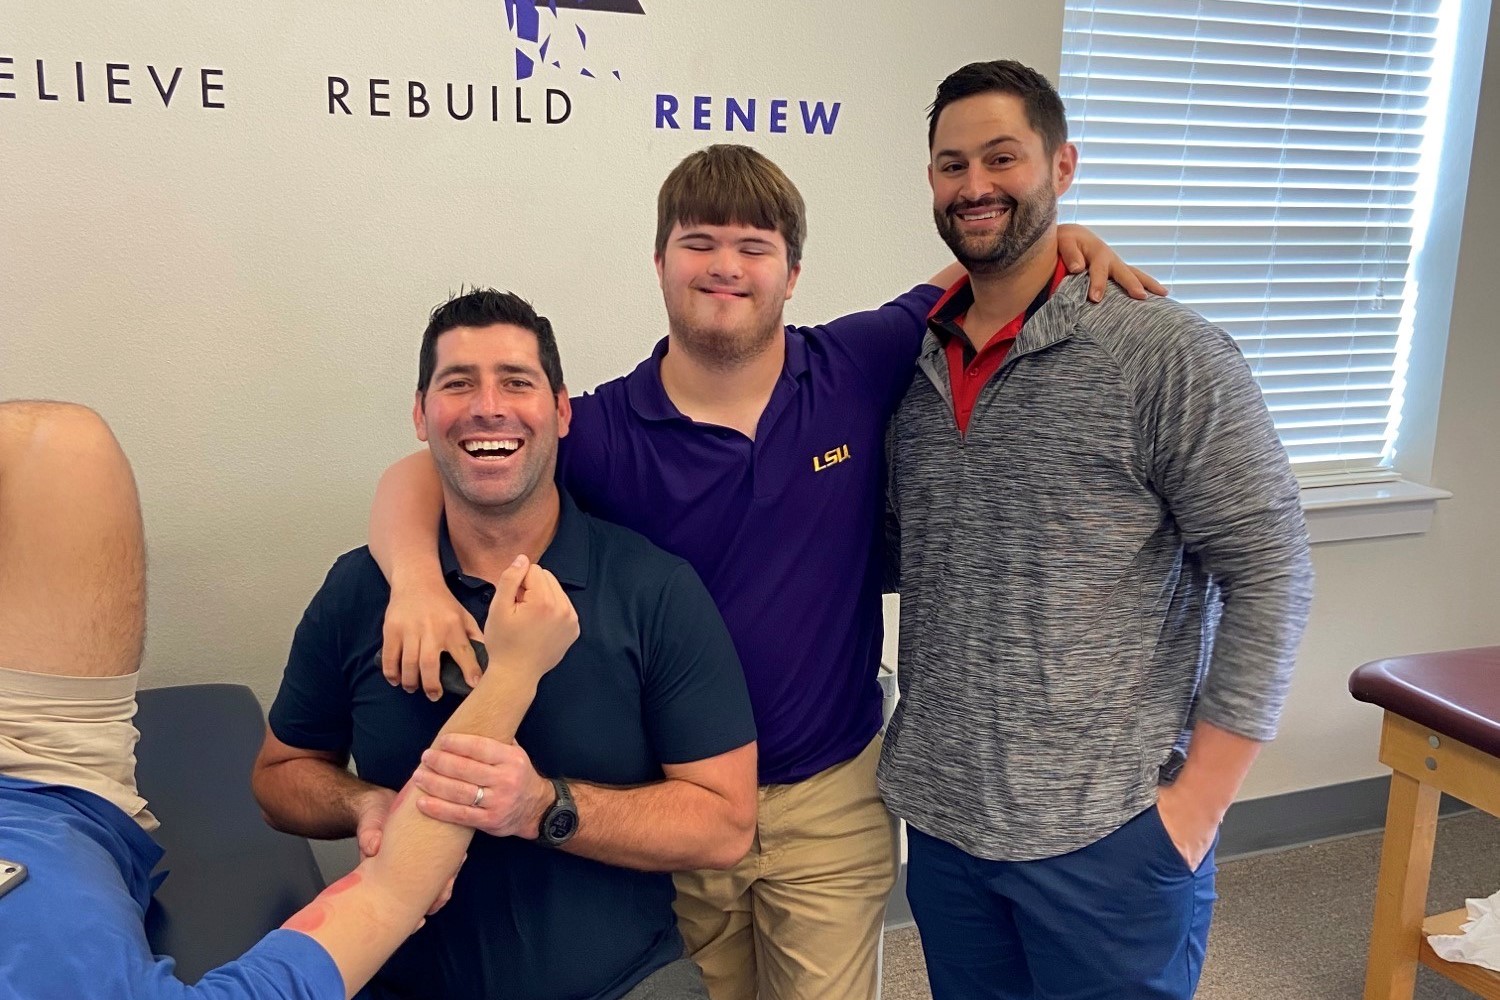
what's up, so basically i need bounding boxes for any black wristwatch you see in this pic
[537,777,578,847]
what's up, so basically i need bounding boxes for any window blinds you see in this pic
[1059,0,1450,477]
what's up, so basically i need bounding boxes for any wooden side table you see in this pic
[1350,646,1500,1000]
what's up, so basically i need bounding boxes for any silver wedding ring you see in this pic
[471,785,486,808]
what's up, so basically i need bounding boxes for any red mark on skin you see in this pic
[283,901,330,934]
[323,870,363,897]
[284,871,363,934]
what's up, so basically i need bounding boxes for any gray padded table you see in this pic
[136,683,326,983]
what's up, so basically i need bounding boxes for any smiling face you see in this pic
[654,220,800,368]
[412,323,571,517]
[929,91,1077,275]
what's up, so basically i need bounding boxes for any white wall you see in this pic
[1237,0,1500,799]
[2,0,1060,703]
[5,1,1497,805]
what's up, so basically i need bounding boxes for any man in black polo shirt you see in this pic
[251,289,758,1000]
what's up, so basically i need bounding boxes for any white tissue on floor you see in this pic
[1428,888,1500,972]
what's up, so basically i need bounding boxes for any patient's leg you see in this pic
[0,401,146,678]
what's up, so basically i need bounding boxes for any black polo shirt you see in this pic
[268,491,755,1000]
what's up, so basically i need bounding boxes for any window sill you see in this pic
[1300,479,1452,544]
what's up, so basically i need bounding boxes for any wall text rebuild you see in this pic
[326,76,573,125]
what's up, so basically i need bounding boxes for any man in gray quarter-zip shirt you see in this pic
[879,60,1314,1000]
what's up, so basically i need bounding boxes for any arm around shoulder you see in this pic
[370,449,487,697]
[368,450,444,583]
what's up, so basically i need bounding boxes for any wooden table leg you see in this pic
[1363,769,1442,1000]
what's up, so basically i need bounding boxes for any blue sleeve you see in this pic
[0,802,344,1000]
[641,563,756,765]
[17,918,343,1000]
[172,931,345,1000]
[267,563,355,754]
[806,284,943,414]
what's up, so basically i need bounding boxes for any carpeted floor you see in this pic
[881,810,1500,999]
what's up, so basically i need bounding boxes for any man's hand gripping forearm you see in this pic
[277,556,579,999]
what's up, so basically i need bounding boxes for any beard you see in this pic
[934,178,1057,276]
[668,295,784,370]
[428,423,555,515]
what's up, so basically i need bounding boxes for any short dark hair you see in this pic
[928,60,1068,155]
[655,144,808,270]
[417,288,564,395]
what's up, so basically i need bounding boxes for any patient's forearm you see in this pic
[283,665,540,998]
[368,451,444,585]
[361,668,539,900]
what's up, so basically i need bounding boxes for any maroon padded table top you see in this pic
[1349,646,1500,758]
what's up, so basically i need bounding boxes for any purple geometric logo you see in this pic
[504,0,645,82]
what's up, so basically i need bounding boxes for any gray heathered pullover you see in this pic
[878,273,1314,862]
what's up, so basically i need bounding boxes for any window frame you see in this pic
[1055,0,1491,541]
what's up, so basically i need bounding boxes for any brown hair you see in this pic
[928,60,1068,155]
[654,144,807,269]
[418,288,564,396]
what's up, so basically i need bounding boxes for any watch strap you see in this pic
[537,777,578,847]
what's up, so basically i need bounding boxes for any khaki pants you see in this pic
[673,736,897,1000]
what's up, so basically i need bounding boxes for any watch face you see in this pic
[546,810,578,842]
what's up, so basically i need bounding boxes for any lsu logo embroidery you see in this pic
[813,444,851,472]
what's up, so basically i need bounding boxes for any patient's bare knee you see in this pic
[0,399,144,678]
[0,400,120,462]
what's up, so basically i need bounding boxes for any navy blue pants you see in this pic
[906,806,1217,1000]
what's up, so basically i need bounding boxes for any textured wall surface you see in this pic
[1240,0,1500,799]
[5,1,1498,805]
[3,1,1063,704]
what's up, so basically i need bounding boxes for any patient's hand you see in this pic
[381,579,485,702]
[479,560,579,686]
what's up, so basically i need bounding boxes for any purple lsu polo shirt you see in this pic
[557,284,943,785]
